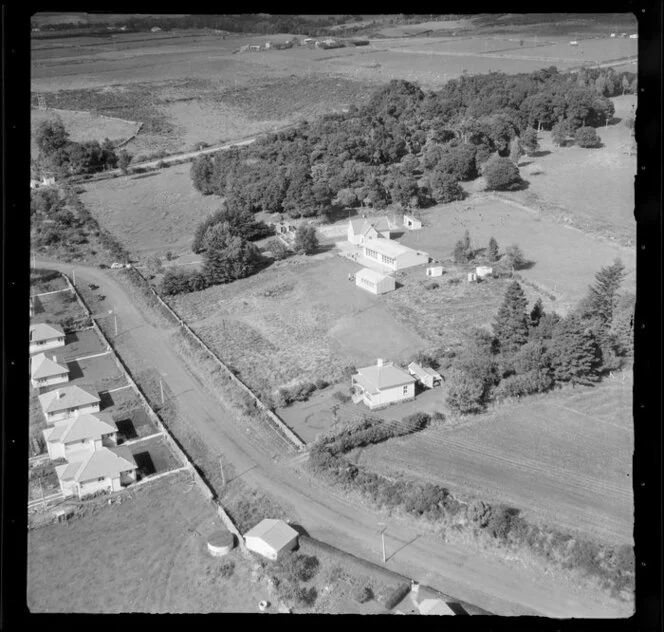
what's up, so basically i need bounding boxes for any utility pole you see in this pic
[381,529,386,563]
[114,312,118,336]
[219,456,226,488]
[39,478,45,511]
[160,378,165,405]
[72,268,76,286]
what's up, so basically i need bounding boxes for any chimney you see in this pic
[56,389,61,399]
[376,358,384,367]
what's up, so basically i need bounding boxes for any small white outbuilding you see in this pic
[475,265,493,279]
[355,267,396,295]
[403,214,422,230]
[426,265,444,277]
[244,519,299,561]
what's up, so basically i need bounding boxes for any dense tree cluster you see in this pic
[191,69,625,223]
[34,117,122,176]
[445,259,631,413]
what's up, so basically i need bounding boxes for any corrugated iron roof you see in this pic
[31,353,69,380]
[59,446,136,483]
[30,323,65,343]
[356,361,415,391]
[39,384,100,414]
[48,413,117,444]
[244,519,298,552]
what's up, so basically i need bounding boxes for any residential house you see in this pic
[355,267,396,295]
[39,384,101,423]
[403,214,422,230]
[352,359,416,410]
[362,240,429,272]
[55,446,137,498]
[347,216,398,245]
[426,265,444,277]
[42,412,118,461]
[408,362,443,389]
[244,519,299,561]
[30,353,69,389]
[29,175,56,189]
[418,598,456,615]
[29,323,66,354]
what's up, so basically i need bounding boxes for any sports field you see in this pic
[352,370,633,545]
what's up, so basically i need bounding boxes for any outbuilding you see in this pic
[408,362,443,388]
[355,267,396,295]
[403,214,422,230]
[244,519,299,561]
[426,265,444,277]
[475,265,493,279]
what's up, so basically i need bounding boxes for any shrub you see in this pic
[266,238,290,260]
[279,553,320,583]
[218,560,235,579]
[341,365,356,379]
[445,369,485,414]
[165,250,174,261]
[332,391,351,403]
[384,582,411,610]
[425,282,439,290]
[574,126,602,148]
[354,584,374,603]
[483,157,523,191]
[315,378,329,390]
[401,412,430,433]
[485,504,525,542]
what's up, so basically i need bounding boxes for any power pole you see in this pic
[160,378,165,405]
[219,456,226,488]
[114,312,118,336]
[72,268,76,286]
[381,529,386,563]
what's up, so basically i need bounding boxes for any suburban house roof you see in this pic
[58,446,136,483]
[355,361,415,394]
[39,384,100,414]
[244,519,298,551]
[408,362,442,381]
[45,413,117,444]
[349,216,397,236]
[362,239,428,260]
[355,267,393,284]
[30,323,65,343]
[418,598,456,616]
[31,353,69,380]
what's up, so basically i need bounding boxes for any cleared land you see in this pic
[27,475,269,613]
[352,371,633,546]
[79,163,220,256]
[500,95,637,245]
[31,107,139,158]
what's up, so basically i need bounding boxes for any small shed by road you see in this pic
[244,519,299,561]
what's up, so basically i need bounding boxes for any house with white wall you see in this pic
[352,359,416,410]
[30,353,70,389]
[348,216,399,245]
[361,240,429,272]
[355,267,396,295]
[39,384,101,423]
[55,446,137,499]
[244,519,299,561]
[29,323,66,355]
[42,413,118,461]
[403,214,422,230]
[408,362,443,389]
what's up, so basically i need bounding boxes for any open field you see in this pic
[30,289,85,326]
[500,95,637,245]
[351,371,633,546]
[398,195,635,313]
[31,107,139,158]
[79,163,221,256]
[27,475,270,613]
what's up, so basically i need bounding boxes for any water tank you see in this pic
[207,530,235,557]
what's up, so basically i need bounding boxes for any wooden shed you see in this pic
[355,267,396,295]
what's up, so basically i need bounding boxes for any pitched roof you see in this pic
[355,267,393,284]
[31,353,69,380]
[408,362,442,381]
[30,323,65,343]
[356,361,415,393]
[59,447,136,483]
[46,413,117,444]
[349,216,395,236]
[363,238,428,260]
[418,598,455,615]
[39,384,100,414]
[244,519,298,552]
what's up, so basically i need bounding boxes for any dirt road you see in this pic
[35,259,632,618]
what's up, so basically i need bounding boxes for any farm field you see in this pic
[27,475,269,613]
[352,371,634,546]
[31,107,139,158]
[79,163,220,256]
[500,95,637,245]
[398,195,635,313]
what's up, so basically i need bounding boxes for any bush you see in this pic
[218,560,235,579]
[483,157,523,191]
[425,282,439,290]
[574,126,602,148]
[278,553,320,583]
[315,378,329,390]
[165,250,174,261]
[384,582,411,610]
[266,238,290,260]
[332,391,351,403]
[354,584,374,603]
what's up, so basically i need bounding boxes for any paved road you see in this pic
[35,259,632,618]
